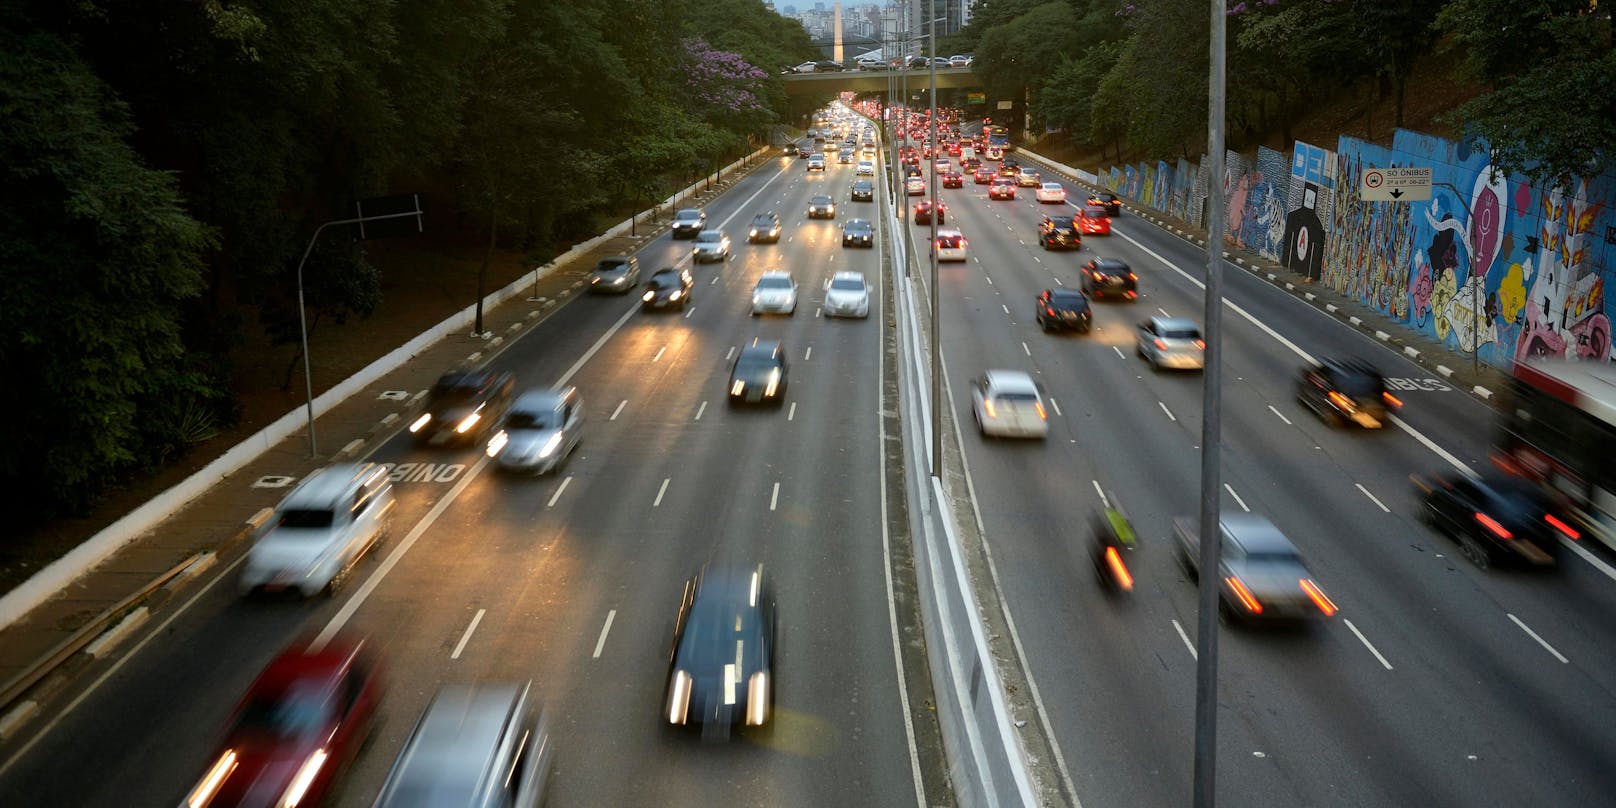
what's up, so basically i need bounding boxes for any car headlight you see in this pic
[454,412,481,434]
[642,290,656,302]
[731,379,746,396]
[765,369,781,397]
[750,229,758,237]
[185,750,239,808]
[485,430,509,458]
[667,669,693,725]
[669,290,682,301]
[590,275,601,284]
[746,671,770,726]
[281,748,329,808]
[408,413,431,433]
[538,432,563,459]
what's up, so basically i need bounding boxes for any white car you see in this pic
[1137,316,1206,371]
[823,271,871,318]
[792,61,818,74]
[691,229,731,263]
[751,270,798,316]
[807,154,826,171]
[857,160,875,175]
[1035,182,1067,203]
[933,228,968,262]
[486,387,584,474]
[240,464,395,597]
[970,370,1049,439]
[933,159,951,175]
[905,176,926,196]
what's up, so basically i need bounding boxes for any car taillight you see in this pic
[1299,579,1337,616]
[1225,576,1263,614]
[1545,513,1580,540]
[1034,401,1047,420]
[1124,290,1136,299]
[1327,391,1355,411]
[1127,272,1137,280]
[1382,391,1403,409]
[1104,546,1134,591]
[1154,338,1169,350]
[1194,339,1205,349]
[1474,512,1513,540]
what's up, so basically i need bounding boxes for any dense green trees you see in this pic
[0,0,814,525]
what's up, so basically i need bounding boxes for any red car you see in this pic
[973,168,995,184]
[942,171,965,189]
[989,179,1017,200]
[947,142,962,156]
[913,200,948,225]
[184,636,382,808]
[1077,206,1112,235]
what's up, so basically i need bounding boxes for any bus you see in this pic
[1495,358,1616,552]
[986,124,1010,152]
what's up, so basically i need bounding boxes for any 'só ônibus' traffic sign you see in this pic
[1359,167,1431,202]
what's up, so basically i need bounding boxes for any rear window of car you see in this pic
[756,276,792,290]
[1049,217,1074,228]
[937,235,963,247]
[1334,372,1384,397]
[996,392,1040,404]
[830,278,865,292]
[1085,206,1109,218]
[1163,327,1202,339]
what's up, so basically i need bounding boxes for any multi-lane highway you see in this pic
[0,136,942,807]
[910,138,1616,806]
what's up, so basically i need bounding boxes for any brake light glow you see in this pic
[1034,401,1047,420]
[1225,577,1263,614]
[1194,339,1206,349]
[1104,546,1134,591]
[1474,512,1513,540]
[1154,338,1169,350]
[1299,579,1337,616]
[1125,290,1137,299]
[185,750,239,808]
[1382,391,1403,408]
[1328,391,1355,411]
[1545,513,1579,540]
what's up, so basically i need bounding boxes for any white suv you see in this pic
[240,464,395,597]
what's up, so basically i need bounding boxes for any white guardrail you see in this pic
[874,119,1037,806]
[0,147,770,631]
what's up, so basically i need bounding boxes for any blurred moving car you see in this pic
[933,228,967,261]
[1413,471,1574,569]
[1137,316,1205,371]
[1017,167,1042,187]
[1296,357,1400,428]
[796,144,813,158]
[588,255,641,294]
[841,218,875,248]
[670,208,706,239]
[807,194,837,219]
[641,266,695,311]
[824,271,871,318]
[1081,258,1137,301]
[409,370,517,445]
[913,199,947,225]
[728,340,789,404]
[750,270,798,316]
[374,682,552,808]
[851,179,875,202]
[691,229,731,263]
[665,563,776,734]
[1035,288,1092,333]
[1076,206,1112,235]
[487,386,583,475]
[973,167,995,184]
[857,159,876,175]
[1175,514,1337,625]
[942,171,964,189]
[240,464,394,597]
[1038,215,1081,250]
[747,212,782,243]
[970,370,1050,439]
[905,176,926,196]
[1089,191,1123,216]
[838,149,855,164]
[997,162,1018,178]
[1035,182,1066,203]
[807,154,826,171]
[183,635,382,808]
[989,178,1017,200]
[933,158,951,174]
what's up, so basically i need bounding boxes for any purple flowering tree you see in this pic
[680,37,773,132]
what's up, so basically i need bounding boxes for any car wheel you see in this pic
[1457,533,1493,570]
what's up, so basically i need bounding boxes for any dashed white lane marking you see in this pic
[1224,484,1250,512]
[711,275,720,285]
[546,475,572,508]
[805,346,813,361]
[653,478,670,507]
[1356,483,1390,513]
[1002,304,1010,314]
[986,275,994,285]
[652,346,666,363]
[685,306,696,318]
[1054,277,1064,286]
[1022,341,1031,356]
[770,482,781,511]
[788,402,797,421]
[1113,346,1125,359]
[1033,256,1042,264]
[1267,405,1292,425]
[726,346,736,360]
[1159,402,1176,422]
[610,400,627,421]
[592,609,617,659]
[1049,398,1063,416]
[1345,619,1394,670]
[1172,619,1197,659]
[1157,307,1171,317]
[1092,480,1110,507]
[450,608,486,660]
[1509,614,1568,663]
[694,401,707,421]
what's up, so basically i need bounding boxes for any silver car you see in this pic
[691,229,730,263]
[487,387,583,474]
[1137,316,1205,371]
[823,271,870,318]
[751,270,798,316]
[589,255,640,293]
[375,682,552,808]
[239,464,394,597]
[1174,514,1337,625]
[970,370,1049,439]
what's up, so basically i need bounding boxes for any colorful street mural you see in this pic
[1090,127,1615,369]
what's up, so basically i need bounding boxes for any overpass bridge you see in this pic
[782,67,983,96]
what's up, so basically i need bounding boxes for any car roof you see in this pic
[845,218,871,227]
[984,369,1038,394]
[1091,258,1130,270]
[1151,316,1200,331]
[248,636,365,696]
[377,683,528,806]
[810,194,833,201]
[937,228,963,237]
[752,212,777,220]
[511,388,569,413]
[739,340,783,359]
[1049,288,1086,300]
[282,463,383,509]
[696,229,724,237]
[1220,514,1298,555]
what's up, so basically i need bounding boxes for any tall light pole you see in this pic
[1192,0,1228,806]
[928,7,941,479]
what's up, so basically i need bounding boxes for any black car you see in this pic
[1089,192,1123,216]
[851,179,875,202]
[728,340,788,405]
[411,370,516,445]
[748,212,782,244]
[641,267,694,311]
[1296,357,1401,429]
[1081,258,1137,300]
[588,255,641,293]
[813,60,843,72]
[1039,215,1082,250]
[913,200,945,226]
[842,218,875,247]
[670,208,706,239]
[1036,288,1092,333]
[941,171,964,189]
[1415,472,1577,569]
[664,563,776,735]
[807,194,837,219]
[796,143,813,158]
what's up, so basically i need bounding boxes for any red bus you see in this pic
[1495,359,1616,552]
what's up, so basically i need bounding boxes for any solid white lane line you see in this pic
[592,609,617,659]
[547,475,572,508]
[1159,402,1176,421]
[1344,619,1394,670]
[770,482,780,511]
[653,478,670,507]
[694,401,707,421]
[1356,483,1390,513]
[610,400,627,420]
[1113,346,1125,359]
[1172,619,1198,659]
[1092,480,1109,508]
[1267,405,1293,425]
[726,346,736,360]
[1050,398,1063,416]
[805,346,813,361]
[1560,538,1616,583]
[1509,613,1568,663]
[788,402,797,420]
[651,346,666,363]
[1022,341,1031,356]
[1387,414,1478,477]
[450,609,486,660]
[1224,484,1250,512]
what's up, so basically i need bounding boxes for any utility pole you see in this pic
[929,8,941,479]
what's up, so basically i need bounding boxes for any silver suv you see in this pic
[375,682,553,808]
[239,464,394,597]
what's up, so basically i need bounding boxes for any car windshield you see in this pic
[811,196,832,204]
[830,278,865,292]
[429,383,480,404]
[506,410,556,429]
[1050,218,1073,228]
[695,232,722,243]
[651,273,683,288]
[1163,326,1202,340]
[674,210,701,221]
[233,683,332,738]
[1334,372,1384,397]
[595,260,629,273]
[752,216,774,227]
[279,508,335,529]
[756,277,792,290]
[736,357,778,374]
[1050,291,1086,306]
